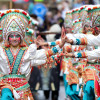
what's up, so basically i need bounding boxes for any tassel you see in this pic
[28,96,30,100]
[51,82,55,91]
[79,87,82,97]
[76,84,79,91]
[13,89,20,99]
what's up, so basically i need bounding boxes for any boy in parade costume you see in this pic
[0,9,67,100]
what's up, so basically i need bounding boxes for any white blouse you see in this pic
[67,33,100,46]
[0,44,47,80]
[86,49,100,60]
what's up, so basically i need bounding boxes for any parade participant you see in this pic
[63,9,100,100]
[0,9,66,100]
[63,45,100,100]
[65,5,100,46]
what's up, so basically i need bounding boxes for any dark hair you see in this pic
[30,14,38,20]
[89,0,94,4]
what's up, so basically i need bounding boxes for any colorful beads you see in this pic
[0,9,38,26]
[52,47,59,54]
[51,42,56,46]
[74,52,87,58]
[76,39,81,45]
[75,38,87,45]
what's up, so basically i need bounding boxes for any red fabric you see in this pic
[31,67,34,73]
[60,60,63,71]
[95,76,100,97]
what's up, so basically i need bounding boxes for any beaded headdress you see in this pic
[89,5,100,27]
[72,19,83,34]
[79,5,88,21]
[92,15,100,27]
[85,5,100,21]
[65,10,72,28]
[82,18,92,27]
[0,9,38,41]
[72,8,80,21]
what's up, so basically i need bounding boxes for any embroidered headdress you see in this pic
[91,5,100,27]
[0,9,38,41]
[79,5,88,21]
[65,10,72,28]
[72,8,80,21]
[72,19,83,34]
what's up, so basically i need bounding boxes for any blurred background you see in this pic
[0,0,100,100]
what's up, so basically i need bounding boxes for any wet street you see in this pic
[32,81,66,100]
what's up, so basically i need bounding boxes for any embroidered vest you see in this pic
[4,47,27,74]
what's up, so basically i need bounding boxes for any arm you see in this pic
[48,39,61,46]
[31,59,46,66]
[26,27,66,66]
[66,34,100,46]
[64,45,86,53]
[65,49,100,60]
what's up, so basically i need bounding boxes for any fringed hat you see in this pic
[91,5,100,20]
[82,17,92,27]
[65,10,72,21]
[65,10,72,28]
[79,5,88,21]
[72,8,80,21]
[0,9,38,41]
[85,5,99,21]
[92,15,100,27]
[72,19,83,34]
[90,5,100,27]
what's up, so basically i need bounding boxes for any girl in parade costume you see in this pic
[0,9,67,100]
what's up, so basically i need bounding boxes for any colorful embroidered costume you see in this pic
[0,9,62,100]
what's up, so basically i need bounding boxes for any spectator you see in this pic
[61,0,70,19]
[82,0,95,5]
[28,2,34,15]
[73,0,83,8]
